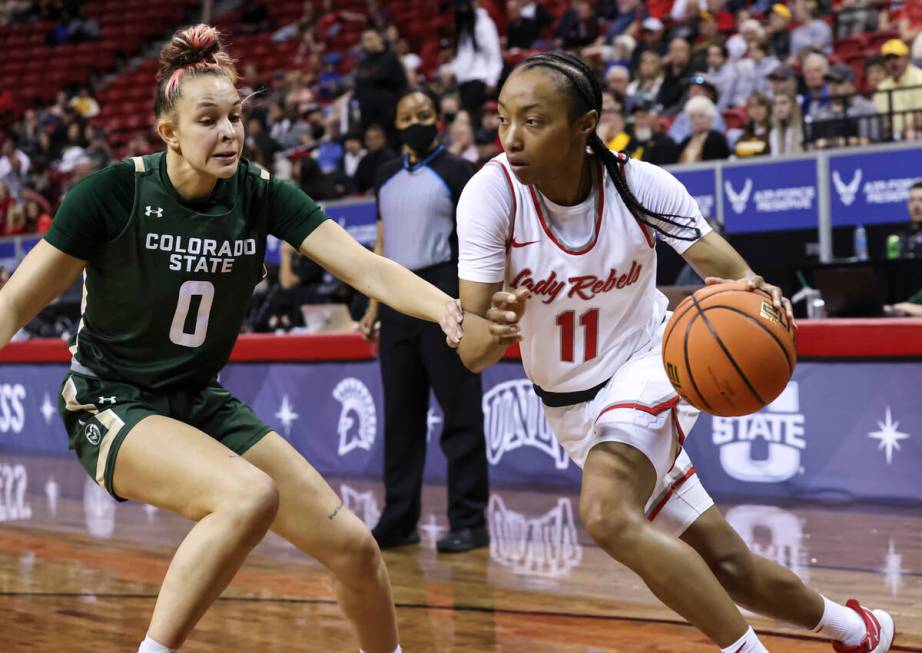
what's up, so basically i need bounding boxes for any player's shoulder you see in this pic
[63,158,135,203]
[238,156,272,184]
[373,156,404,189]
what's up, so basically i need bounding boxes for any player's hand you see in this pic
[705,275,795,326]
[486,288,531,344]
[357,306,379,342]
[441,298,464,348]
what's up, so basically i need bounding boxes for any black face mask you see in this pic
[399,122,438,154]
[443,111,457,124]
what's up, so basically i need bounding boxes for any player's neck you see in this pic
[537,157,592,206]
[165,149,218,200]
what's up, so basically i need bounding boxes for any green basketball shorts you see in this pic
[59,373,273,501]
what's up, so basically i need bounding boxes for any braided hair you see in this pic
[517,51,701,241]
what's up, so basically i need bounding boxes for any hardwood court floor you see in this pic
[0,453,920,652]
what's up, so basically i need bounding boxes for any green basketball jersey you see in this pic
[45,152,327,389]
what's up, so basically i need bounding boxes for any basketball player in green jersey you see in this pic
[0,25,464,653]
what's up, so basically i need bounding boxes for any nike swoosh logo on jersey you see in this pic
[510,239,540,248]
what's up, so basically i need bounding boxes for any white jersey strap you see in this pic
[131,156,145,173]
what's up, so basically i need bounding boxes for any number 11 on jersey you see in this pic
[556,308,599,363]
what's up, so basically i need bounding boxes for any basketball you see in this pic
[662,282,797,417]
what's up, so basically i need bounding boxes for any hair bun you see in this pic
[158,24,224,80]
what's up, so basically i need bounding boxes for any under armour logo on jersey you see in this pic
[145,205,164,218]
[98,396,117,405]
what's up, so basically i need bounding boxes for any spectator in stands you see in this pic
[874,39,922,139]
[734,92,772,157]
[354,28,407,141]
[706,44,739,110]
[336,132,365,194]
[0,138,29,200]
[0,182,11,232]
[57,122,87,174]
[603,0,646,41]
[245,116,280,170]
[790,0,832,56]
[668,74,726,144]
[884,183,922,316]
[505,0,552,51]
[448,120,479,163]
[440,94,462,126]
[83,126,111,170]
[68,6,99,42]
[812,64,879,147]
[837,0,879,38]
[864,55,887,91]
[769,92,805,154]
[801,52,831,118]
[766,3,792,60]
[767,63,800,101]
[239,0,272,34]
[604,65,631,99]
[24,199,52,234]
[885,0,922,62]
[475,100,502,161]
[657,37,697,114]
[677,95,730,162]
[4,203,26,236]
[556,0,600,51]
[394,37,422,86]
[623,98,679,165]
[450,0,503,123]
[355,124,397,194]
[625,50,664,107]
[69,88,99,119]
[363,87,489,553]
[629,16,666,71]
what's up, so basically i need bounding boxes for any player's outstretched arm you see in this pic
[0,240,86,349]
[457,281,528,373]
[298,220,463,345]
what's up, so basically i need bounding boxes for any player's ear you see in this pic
[155,116,180,149]
[576,109,598,138]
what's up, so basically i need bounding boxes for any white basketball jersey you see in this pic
[458,152,710,394]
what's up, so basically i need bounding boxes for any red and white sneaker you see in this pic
[832,599,894,653]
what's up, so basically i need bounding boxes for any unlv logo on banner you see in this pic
[482,379,569,470]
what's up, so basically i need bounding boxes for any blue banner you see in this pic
[0,235,40,273]
[722,159,819,233]
[1,359,920,503]
[828,148,922,227]
[672,168,717,220]
[263,198,377,266]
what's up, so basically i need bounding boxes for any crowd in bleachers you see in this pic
[1,0,922,239]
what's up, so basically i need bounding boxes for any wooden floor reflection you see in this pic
[0,453,920,652]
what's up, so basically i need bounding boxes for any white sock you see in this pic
[720,627,769,653]
[359,647,402,653]
[813,596,866,646]
[138,636,175,653]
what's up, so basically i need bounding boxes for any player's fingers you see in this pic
[704,276,727,285]
[487,306,519,324]
[782,297,797,328]
[489,322,520,339]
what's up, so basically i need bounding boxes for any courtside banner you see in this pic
[828,147,922,227]
[672,168,718,221]
[1,360,920,502]
[722,158,819,234]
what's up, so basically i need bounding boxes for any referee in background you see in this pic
[360,87,490,553]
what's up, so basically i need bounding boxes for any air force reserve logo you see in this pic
[333,378,377,456]
[724,179,753,214]
[712,382,805,483]
[833,169,862,206]
[482,379,569,470]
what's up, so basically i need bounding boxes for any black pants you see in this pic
[377,312,489,533]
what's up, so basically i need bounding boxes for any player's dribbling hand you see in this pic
[442,298,465,348]
[705,275,796,326]
[487,288,531,344]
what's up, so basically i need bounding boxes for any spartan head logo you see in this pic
[339,483,381,528]
[488,494,583,578]
[84,423,101,446]
[832,169,863,206]
[724,178,753,214]
[482,379,569,470]
[332,378,377,456]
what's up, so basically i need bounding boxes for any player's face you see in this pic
[169,75,244,179]
[497,68,596,187]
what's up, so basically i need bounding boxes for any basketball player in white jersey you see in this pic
[456,52,894,653]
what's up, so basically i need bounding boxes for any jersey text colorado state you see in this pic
[145,234,258,273]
